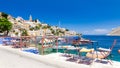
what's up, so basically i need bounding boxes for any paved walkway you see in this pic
[0,48,57,68]
[0,45,119,68]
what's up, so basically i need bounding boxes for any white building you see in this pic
[16,16,24,22]
[60,28,66,31]
[41,23,48,26]
[24,21,36,27]
[65,31,77,36]
[51,26,59,30]
[39,29,53,36]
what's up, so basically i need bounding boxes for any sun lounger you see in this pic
[97,47,111,52]
[77,57,93,65]
[66,54,93,65]
[3,37,12,46]
[86,40,117,65]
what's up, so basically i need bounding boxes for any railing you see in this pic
[0,36,59,55]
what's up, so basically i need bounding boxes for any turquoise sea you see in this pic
[0,35,120,62]
[82,35,120,62]
[56,35,120,62]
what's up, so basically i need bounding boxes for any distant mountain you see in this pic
[108,27,120,36]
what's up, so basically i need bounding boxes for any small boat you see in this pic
[72,38,91,46]
[80,38,91,44]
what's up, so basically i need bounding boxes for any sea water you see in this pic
[56,35,120,62]
[82,35,120,62]
[0,35,120,62]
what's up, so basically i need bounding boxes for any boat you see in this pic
[80,38,91,44]
[71,37,91,46]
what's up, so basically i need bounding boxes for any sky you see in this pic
[0,0,120,35]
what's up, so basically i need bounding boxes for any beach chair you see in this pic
[86,39,117,64]
[11,39,20,48]
[65,48,93,65]
[3,37,12,46]
[73,48,94,65]
[66,54,93,65]
[77,57,94,65]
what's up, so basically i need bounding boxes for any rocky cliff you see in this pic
[108,27,120,36]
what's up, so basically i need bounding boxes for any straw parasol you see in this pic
[79,48,94,52]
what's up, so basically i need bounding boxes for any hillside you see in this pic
[108,27,120,36]
[0,12,78,37]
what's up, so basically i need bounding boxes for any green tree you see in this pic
[47,25,51,28]
[1,12,8,19]
[50,28,55,35]
[42,26,48,35]
[21,29,28,36]
[65,29,69,31]
[42,25,48,29]
[29,27,34,31]
[0,18,12,36]
[38,24,42,27]
[55,29,60,36]
[35,25,40,30]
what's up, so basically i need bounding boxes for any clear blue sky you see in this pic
[1,0,120,35]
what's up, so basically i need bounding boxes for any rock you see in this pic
[108,27,120,36]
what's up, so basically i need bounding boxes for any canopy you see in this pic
[97,47,111,52]
[80,48,94,52]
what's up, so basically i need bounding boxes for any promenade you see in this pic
[0,45,120,68]
[0,46,56,68]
